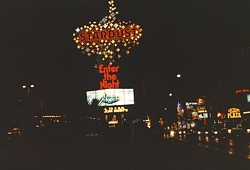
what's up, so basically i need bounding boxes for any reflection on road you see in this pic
[175,133,250,160]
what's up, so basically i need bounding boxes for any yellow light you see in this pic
[229,139,234,147]
[73,0,143,64]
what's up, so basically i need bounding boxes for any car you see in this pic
[164,129,175,139]
[6,127,22,141]
[226,128,244,137]
[246,128,250,134]
[193,127,210,135]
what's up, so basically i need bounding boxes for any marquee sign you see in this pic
[73,0,143,64]
[86,88,134,106]
[227,108,241,119]
[104,106,129,114]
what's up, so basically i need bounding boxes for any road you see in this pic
[0,130,250,170]
[176,132,250,160]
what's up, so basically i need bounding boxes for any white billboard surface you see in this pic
[86,88,134,106]
[198,113,208,119]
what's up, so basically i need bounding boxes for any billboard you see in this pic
[198,113,208,119]
[86,88,134,106]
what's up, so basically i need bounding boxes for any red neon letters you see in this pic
[99,64,120,89]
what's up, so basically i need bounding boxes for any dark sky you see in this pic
[0,0,250,116]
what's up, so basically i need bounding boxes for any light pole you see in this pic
[22,84,35,94]
[177,73,181,78]
[20,84,37,128]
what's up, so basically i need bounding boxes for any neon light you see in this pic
[99,64,120,89]
[236,89,250,94]
[228,108,241,118]
[73,0,143,64]
[104,106,129,113]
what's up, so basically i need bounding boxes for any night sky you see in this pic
[1,0,250,117]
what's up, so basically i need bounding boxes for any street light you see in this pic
[22,84,35,94]
[176,73,181,78]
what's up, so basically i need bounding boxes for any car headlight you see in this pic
[213,131,218,135]
[197,131,201,135]
[228,129,232,134]
[178,131,182,135]
[205,131,209,135]
[246,129,250,134]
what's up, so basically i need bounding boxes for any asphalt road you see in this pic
[1,135,250,170]
[177,133,250,160]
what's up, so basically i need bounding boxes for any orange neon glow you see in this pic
[236,89,250,94]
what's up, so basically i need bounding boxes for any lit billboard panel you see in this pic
[86,88,134,106]
[198,113,208,119]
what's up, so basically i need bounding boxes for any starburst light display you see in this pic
[73,0,143,64]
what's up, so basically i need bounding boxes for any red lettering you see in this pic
[77,26,140,43]
[98,64,104,73]
[99,79,120,89]
[99,64,120,89]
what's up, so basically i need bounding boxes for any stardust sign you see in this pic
[77,26,139,43]
[73,0,143,63]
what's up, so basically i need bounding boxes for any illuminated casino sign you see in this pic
[197,98,205,105]
[86,88,134,106]
[77,27,138,43]
[227,108,241,119]
[104,106,128,113]
[185,102,197,106]
[99,64,120,89]
[235,89,249,94]
[75,1,139,118]
[73,0,143,64]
